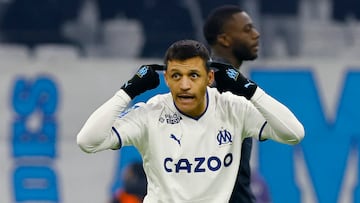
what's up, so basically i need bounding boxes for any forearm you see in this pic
[77,90,131,153]
[250,88,305,144]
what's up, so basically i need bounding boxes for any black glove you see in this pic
[210,61,257,100]
[121,64,162,99]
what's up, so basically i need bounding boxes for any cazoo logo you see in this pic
[163,153,233,173]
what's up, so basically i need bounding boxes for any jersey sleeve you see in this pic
[77,89,132,153]
[112,102,148,149]
[247,87,305,144]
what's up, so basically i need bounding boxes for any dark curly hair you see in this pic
[203,5,244,46]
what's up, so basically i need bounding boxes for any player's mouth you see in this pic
[253,46,259,52]
[177,94,195,103]
[253,42,259,51]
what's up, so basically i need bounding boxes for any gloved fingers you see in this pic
[145,64,165,71]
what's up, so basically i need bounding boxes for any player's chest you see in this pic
[148,113,240,155]
[146,113,241,174]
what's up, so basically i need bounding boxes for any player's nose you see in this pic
[179,77,191,90]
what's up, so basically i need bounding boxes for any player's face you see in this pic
[165,57,214,118]
[223,12,260,60]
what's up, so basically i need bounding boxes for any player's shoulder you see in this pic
[118,97,165,119]
[118,102,146,118]
[209,87,251,110]
[147,93,172,105]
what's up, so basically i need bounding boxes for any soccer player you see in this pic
[203,5,262,203]
[111,162,147,203]
[77,39,304,203]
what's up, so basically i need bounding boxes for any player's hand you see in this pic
[121,64,162,99]
[210,61,257,100]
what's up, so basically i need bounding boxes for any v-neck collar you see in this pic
[173,90,209,121]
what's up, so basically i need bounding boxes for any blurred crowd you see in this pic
[0,0,359,59]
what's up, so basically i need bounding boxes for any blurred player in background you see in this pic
[110,162,147,203]
[77,39,304,202]
[203,5,271,203]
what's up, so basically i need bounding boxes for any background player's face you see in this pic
[223,12,260,60]
[165,57,214,117]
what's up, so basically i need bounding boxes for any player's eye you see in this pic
[190,73,199,79]
[244,24,254,33]
[171,73,181,80]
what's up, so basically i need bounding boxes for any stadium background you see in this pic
[1,0,360,202]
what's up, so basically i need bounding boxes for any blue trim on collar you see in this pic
[174,90,209,120]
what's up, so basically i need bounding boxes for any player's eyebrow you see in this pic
[188,69,201,74]
[168,65,201,72]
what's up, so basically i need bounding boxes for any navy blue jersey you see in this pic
[229,138,255,203]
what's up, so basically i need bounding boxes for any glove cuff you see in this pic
[121,84,137,99]
[241,79,257,100]
[249,87,264,101]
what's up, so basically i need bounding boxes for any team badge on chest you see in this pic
[217,128,233,146]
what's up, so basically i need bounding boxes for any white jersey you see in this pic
[77,87,304,203]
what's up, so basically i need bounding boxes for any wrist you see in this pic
[121,86,137,99]
[117,89,133,103]
[249,87,264,101]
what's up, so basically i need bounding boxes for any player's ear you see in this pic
[164,70,170,87]
[217,33,230,47]
[208,69,215,85]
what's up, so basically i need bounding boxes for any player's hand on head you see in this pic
[121,64,161,99]
[211,62,257,100]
